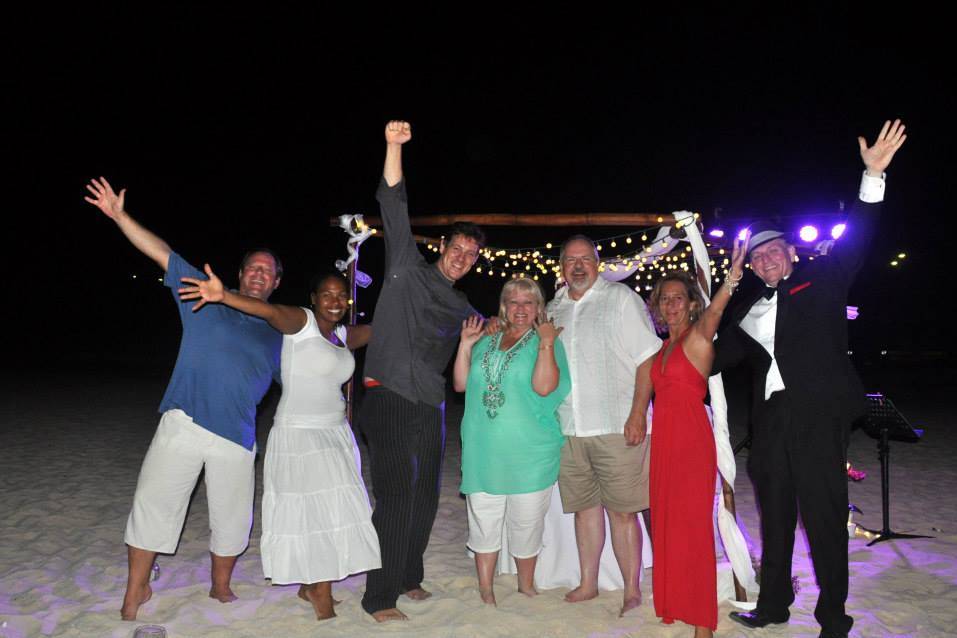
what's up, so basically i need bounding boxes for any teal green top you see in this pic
[460,330,571,495]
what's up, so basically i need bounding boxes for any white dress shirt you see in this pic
[740,288,787,400]
[741,171,886,400]
[547,277,662,437]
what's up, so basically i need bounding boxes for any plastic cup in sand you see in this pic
[132,625,167,638]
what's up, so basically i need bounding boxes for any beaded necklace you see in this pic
[480,329,534,419]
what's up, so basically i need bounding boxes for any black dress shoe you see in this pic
[728,610,790,628]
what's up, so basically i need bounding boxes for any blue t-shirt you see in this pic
[158,253,281,450]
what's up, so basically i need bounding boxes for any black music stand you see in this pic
[858,393,932,546]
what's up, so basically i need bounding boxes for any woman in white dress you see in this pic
[179,266,380,620]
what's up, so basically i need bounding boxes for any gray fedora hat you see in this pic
[746,220,791,255]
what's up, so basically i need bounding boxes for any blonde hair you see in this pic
[498,278,546,330]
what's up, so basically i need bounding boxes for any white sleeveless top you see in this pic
[274,308,354,425]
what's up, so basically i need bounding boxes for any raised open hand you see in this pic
[178,263,225,312]
[84,177,126,220]
[729,229,749,280]
[460,315,486,347]
[534,315,564,344]
[385,120,412,145]
[859,119,907,175]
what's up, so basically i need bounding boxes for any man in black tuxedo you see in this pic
[716,120,906,638]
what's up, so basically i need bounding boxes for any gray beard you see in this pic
[567,276,593,292]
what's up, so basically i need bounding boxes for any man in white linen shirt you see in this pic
[547,235,661,616]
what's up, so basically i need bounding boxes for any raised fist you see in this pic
[385,120,412,145]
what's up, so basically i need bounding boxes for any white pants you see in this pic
[124,409,255,556]
[466,486,552,559]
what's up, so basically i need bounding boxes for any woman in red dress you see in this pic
[647,235,747,637]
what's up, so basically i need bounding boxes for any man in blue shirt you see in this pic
[85,177,282,621]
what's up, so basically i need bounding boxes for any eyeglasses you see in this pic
[562,256,598,266]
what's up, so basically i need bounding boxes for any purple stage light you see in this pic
[831,223,846,239]
[737,229,749,241]
[799,225,819,242]
[709,229,725,238]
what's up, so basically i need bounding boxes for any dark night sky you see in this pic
[8,7,951,368]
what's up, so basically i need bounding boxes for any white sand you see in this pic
[1,367,955,637]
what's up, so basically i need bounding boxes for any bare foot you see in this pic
[693,627,714,638]
[402,587,432,601]
[619,592,641,617]
[564,585,598,603]
[517,585,538,598]
[298,585,340,606]
[298,583,336,620]
[120,583,152,621]
[479,587,497,606]
[371,607,409,622]
[209,585,238,603]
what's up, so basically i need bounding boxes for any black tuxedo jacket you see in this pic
[713,199,881,430]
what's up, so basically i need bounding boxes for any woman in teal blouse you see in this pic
[453,278,570,606]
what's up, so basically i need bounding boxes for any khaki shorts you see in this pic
[558,433,650,514]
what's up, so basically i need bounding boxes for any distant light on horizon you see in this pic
[831,223,847,239]
[709,229,725,238]
[799,225,819,242]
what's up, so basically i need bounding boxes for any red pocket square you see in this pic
[790,281,812,295]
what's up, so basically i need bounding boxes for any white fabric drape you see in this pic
[679,211,759,603]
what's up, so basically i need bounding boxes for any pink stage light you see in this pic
[799,225,819,242]
[831,223,846,239]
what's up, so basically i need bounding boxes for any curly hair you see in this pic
[648,272,707,335]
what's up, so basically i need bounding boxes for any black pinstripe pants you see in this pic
[359,386,445,614]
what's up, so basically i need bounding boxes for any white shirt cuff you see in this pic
[859,170,886,204]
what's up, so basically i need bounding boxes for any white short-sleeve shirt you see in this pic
[547,277,662,437]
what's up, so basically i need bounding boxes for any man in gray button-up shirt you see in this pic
[360,120,485,622]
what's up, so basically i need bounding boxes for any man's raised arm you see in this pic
[85,177,172,271]
[833,119,907,281]
[377,121,424,271]
[383,120,411,187]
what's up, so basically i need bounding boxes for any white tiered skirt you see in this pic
[260,414,381,584]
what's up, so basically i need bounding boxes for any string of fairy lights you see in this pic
[417,214,744,291]
[126,218,909,294]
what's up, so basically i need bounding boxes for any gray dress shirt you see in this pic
[364,178,477,407]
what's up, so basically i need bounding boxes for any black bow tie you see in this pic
[762,287,778,300]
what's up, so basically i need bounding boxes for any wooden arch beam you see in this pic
[330,213,678,228]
